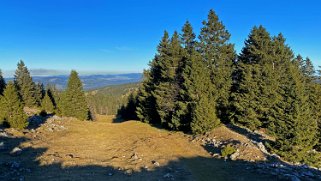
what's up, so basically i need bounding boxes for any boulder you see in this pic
[10,147,22,156]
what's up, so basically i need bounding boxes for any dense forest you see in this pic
[117,10,321,167]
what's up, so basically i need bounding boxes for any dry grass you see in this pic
[0,115,278,181]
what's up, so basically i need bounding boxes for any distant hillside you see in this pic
[86,83,139,115]
[5,73,142,90]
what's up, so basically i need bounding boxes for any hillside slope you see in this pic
[86,83,139,115]
[1,116,320,181]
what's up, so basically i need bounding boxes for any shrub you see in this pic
[221,144,236,157]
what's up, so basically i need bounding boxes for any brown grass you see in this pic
[0,115,278,181]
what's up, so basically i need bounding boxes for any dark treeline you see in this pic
[120,10,321,166]
[0,61,91,129]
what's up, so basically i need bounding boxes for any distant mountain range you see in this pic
[5,73,142,90]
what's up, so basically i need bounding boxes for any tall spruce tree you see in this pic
[185,50,219,134]
[198,9,236,121]
[136,31,170,123]
[303,57,315,80]
[294,55,305,72]
[314,69,321,151]
[269,62,318,162]
[230,26,277,130]
[0,70,6,95]
[153,31,184,129]
[266,33,295,131]
[181,21,196,53]
[170,21,197,130]
[35,82,45,104]
[0,82,28,129]
[46,84,60,114]
[14,60,38,107]
[41,89,55,113]
[60,70,90,120]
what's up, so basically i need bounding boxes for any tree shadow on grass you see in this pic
[1,129,321,181]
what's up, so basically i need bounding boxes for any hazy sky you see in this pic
[0,0,320,76]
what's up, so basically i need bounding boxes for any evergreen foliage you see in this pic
[198,10,236,122]
[117,92,139,121]
[35,82,45,104]
[0,70,6,95]
[0,82,28,129]
[135,11,231,133]
[133,9,321,165]
[14,60,39,107]
[153,31,184,129]
[268,62,318,162]
[230,26,282,130]
[41,89,55,113]
[186,51,219,134]
[136,31,170,124]
[60,70,90,120]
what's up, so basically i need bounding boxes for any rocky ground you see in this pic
[1,115,321,181]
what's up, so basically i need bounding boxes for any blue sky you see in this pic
[0,0,320,77]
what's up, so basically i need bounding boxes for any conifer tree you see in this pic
[231,31,292,130]
[118,92,139,121]
[136,31,170,123]
[294,55,305,72]
[41,90,55,113]
[181,21,196,53]
[230,26,277,129]
[35,82,45,104]
[265,33,295,130]
[303,57,315,80]
[185,51,219,134]
[170,21,197,130]
[0,70,6,95]
[153,31,183,129]
[308,82,321,151]
[46,84,60,114]
[14,60,38,107]
[60,70,90,120]
[269,62,318,162]
[198,9,236,121]
[0,82,28,129]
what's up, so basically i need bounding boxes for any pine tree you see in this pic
[60,70,90,120]
[170,21,197,130]
[35,82,45,104]
[269,62,317,162]
[41,89,55,113]
[136,31,170,123]
[230,26,277,130]
[198,9,236,122]
[181,21,196,53]
[0,82,28,129]
[294,55,305,72]
[153,31,183,129]
[303,57,315,80]
[46,84,60,114]
[117,92,139,120]
[0,70,6,95]
[14,60,38,107]
[185,51,219,134]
